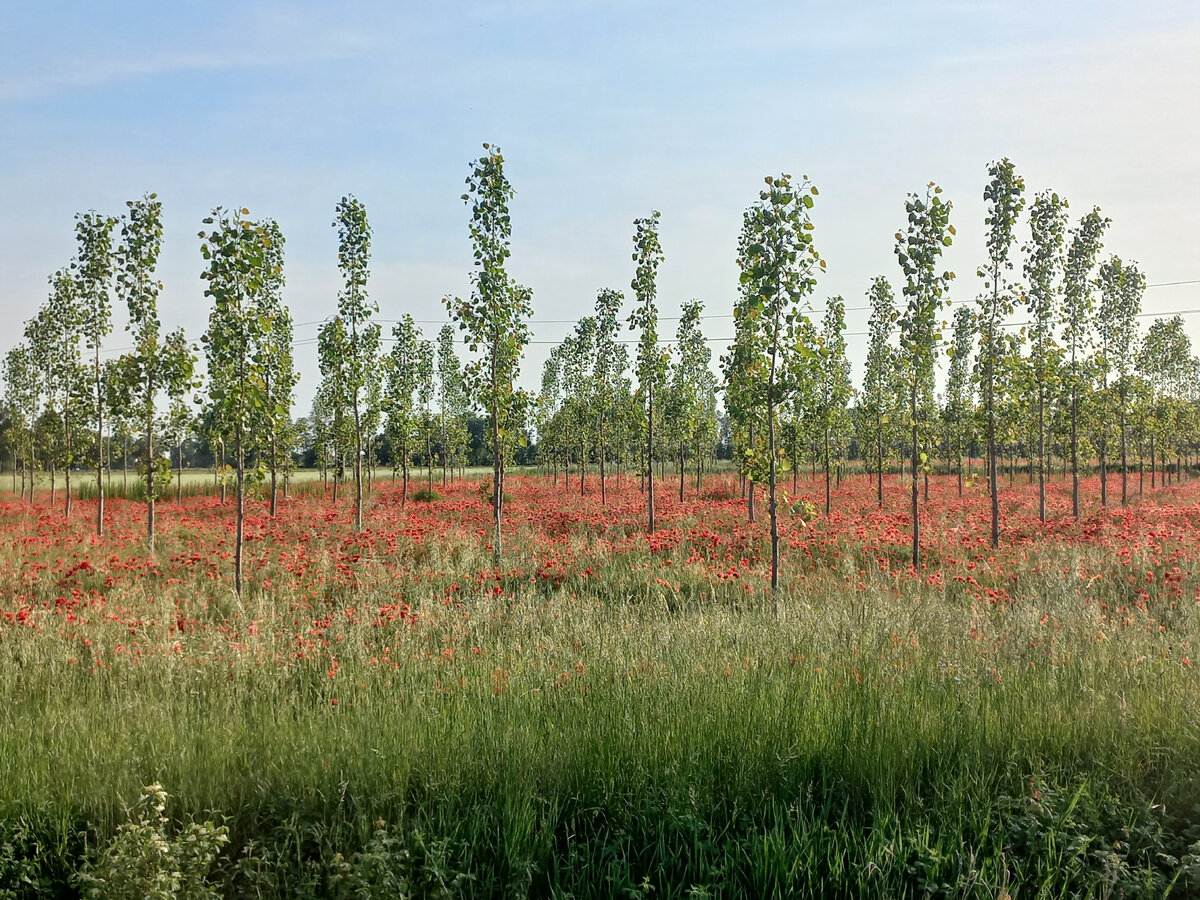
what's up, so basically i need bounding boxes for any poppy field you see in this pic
[2,471,1200,897]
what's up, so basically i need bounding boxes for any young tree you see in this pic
[384,315,421,503]
[436,324,467,485]
[629,211,666,533]
[1138,316,1191,487]
[200,207,276,596]
[332,196,379,532]
[814,296,853,515]
[593,288,626,504]
[114,194,196,549]
[943,304,976,497]
[669,299,718,500]
[26,270,88,516]
[723,247,766,523]
[3,345,38,500]
[1097,256,1144,506]
[860,277,899,507]
[1062,208,1109,517]
[562,316,598,494]
[416,336,437,493]
[256,220,296,517]
[446,144,532,564]
[164,398,193,504]
[895,183,955,570]
[74,212,118,535]
[737,174,823,597]
[978,159,1025,547]
[1023,189,1069,521]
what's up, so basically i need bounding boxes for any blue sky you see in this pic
[3,1,1199,407]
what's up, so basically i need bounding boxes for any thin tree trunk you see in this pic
[911,377,920,570]
[679,439,685,503]
[353,390,364,532]
[146,417,155,551]
[824,426,831,516]
[1120,394,1128,507]
[1038,389,1046,523]
[1071,384,1080,518]
[270,434,278,517]
[96,345,104,536]
[877,427,884,508]
[646,387,655,534]
[235,417,244,596]
[747,420,755,524]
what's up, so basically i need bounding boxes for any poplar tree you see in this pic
[332,196,378,532]
[815,296,852,514]
[669,299,717,500]
[593,288,626,504]
[895,183,955,570]
[257,220,296,517]
[2,346,38,500]
[200,207,276,596]
[446,144,532,563]
[27,271,87,516]
[385,315,421,503]
[115,194,196,549]
[1062,209,1109,517]
[416,336,437,493]
[436,324,467,484]
[1098,256,1144,506]
[75,212,118,535]
[737,174,823,597]
[860,277,898,507]
[1023,189,1069,521]
[978,159,1025,547]
[943,304,976,497]
[628,211,666,533]
[1137,317,1190,486]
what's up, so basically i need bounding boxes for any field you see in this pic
[2,470,1199,897]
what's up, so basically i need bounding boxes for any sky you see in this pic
[3,0,1199,412]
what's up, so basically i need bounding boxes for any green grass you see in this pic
[1,492,1199,896]
[0,475,1195,897]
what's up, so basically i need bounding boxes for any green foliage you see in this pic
[895,182,954,566]
[76,784,228,900]
[446,144,532,559]
[200,206,278,593]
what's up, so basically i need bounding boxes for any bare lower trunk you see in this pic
[235,421,244,596]
[911,379,920,571]
[679,439,685,503]
[646,389,655,534]
[1037,390,1046,523]
[269,434,278,517]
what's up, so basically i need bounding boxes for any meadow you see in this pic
[1,469,1199,897]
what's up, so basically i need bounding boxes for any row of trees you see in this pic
[6,151,1200,594]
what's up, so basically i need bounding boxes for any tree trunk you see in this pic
[646,387,656,534]
[1120,394,1128,507]
[96,347,104,537]
[824,425,831,516]
[911,377,920,571]
[1071,383,1080,519]
[270,434,278,517]
[679,439,685,503]
[877,427,884,508]
[146,416,155,551]
[1037,388,1046,523]
[353,389,364,532]
[235,418,244,596]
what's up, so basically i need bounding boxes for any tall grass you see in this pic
[1,491,1199,896]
